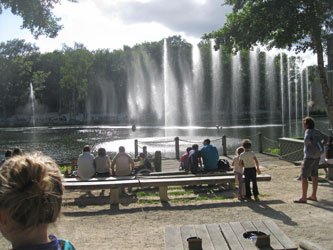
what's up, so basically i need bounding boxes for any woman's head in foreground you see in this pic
[0,153,63,233]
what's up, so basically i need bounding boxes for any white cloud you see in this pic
[0,0,231,52]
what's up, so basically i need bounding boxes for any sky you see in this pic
[0,0,232,52]
[0,0,317,66]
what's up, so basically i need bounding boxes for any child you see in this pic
[0,153,76,250]
[239,139,261,201]
[179,147,192,172]
[324,136,333,178]
[232,146,245,200]
[188,144,203,174]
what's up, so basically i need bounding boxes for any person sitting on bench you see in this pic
[200,139,219,172]
[111,146,134,176]
[94,147,111,176]
[134,153,153,175]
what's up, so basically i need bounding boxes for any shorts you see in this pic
[301,158,320,178]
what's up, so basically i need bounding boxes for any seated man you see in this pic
[94,147,111,176]
[200,139,219,171]
[134,153,153,175]
[111,146,134,176]
[77,145,95,178]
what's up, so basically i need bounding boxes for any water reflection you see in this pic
[0,118,329,163]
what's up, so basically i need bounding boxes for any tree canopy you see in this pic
[0,0,77,38]
[204,0,333,125]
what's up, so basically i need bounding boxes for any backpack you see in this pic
[217,159,232,172]
[307,130,325,159]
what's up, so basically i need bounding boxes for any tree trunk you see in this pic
[314,34,333,128]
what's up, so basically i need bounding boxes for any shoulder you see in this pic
[59,239,76,250]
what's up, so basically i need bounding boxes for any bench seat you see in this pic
[63,174,271,206]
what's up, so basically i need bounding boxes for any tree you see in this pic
[60,43,93,118]
[204,0,333,125]
[0,0,77,38]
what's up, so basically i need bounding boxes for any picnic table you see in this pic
[164,220,297,250]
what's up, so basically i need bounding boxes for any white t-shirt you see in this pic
[232,155,243,173]
[77,152,95,178]
[239,151,256,168]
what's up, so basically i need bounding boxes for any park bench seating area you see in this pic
[63,172,271,206]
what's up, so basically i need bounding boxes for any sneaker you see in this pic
[295,176,301,181]
[255,197,260,201]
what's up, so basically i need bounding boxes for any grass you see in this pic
[59,165,72,174]
[267,148,280,155]
[134,185,236,204]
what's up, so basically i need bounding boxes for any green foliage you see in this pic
[267,148,280,155]
[0,0,77,38]
[204,0,332,54]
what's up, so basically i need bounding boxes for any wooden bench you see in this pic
[165,220,297,250]
[63,173,271,206]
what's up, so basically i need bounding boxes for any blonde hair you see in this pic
[235,146,244,156]
[0,153,63,229]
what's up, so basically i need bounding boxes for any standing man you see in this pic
[77,145,95,178]
[294,117,328,203]
[111,146,135,176]
[200,139,219,171]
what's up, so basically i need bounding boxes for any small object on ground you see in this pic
[293,199,307,203]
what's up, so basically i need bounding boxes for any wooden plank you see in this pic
[63,176,136,182]
[206,224,230,250]
[229,222,257,250]
[63,180,140,190]
[180,225,196,250]
[165,226,184,250]
[194,224,215,250]
[219,222,244,250]
[138,176,235,187]
[263,220,297,250]
[252,220,285,250]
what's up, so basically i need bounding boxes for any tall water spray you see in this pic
[295,62,298,125]
[30,83,35,127]
[287,56,292,133]
[231,52,242,122]
[211,41,222,125]
[163,39,178,127]
[280,53,285,126]
[250,49,259,123]
[306,67,310,116]
[300,67,304,119]
[192,42,203,125]
[265,52,277,123]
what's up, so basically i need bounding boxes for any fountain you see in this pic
[30,83,35,127]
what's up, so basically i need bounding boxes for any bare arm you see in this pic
[254,157,261,174]
[111,154,118,175]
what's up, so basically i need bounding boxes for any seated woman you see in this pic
[134,153,153,175]
[94,147,111,176]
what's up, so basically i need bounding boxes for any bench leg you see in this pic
[110,188,120,204]
[229,180,235,190]
[328,168,333,180]
[159,186,169,202]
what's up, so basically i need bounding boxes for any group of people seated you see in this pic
[76,145,152,178]
[0,147,23,166]
[179,138,220,174]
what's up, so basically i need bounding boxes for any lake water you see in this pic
[0,118,330,164]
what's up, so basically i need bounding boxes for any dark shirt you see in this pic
[200,145,219,170]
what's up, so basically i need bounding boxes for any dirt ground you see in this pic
[0,154,332,250]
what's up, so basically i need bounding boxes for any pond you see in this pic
[0,118,330,164]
